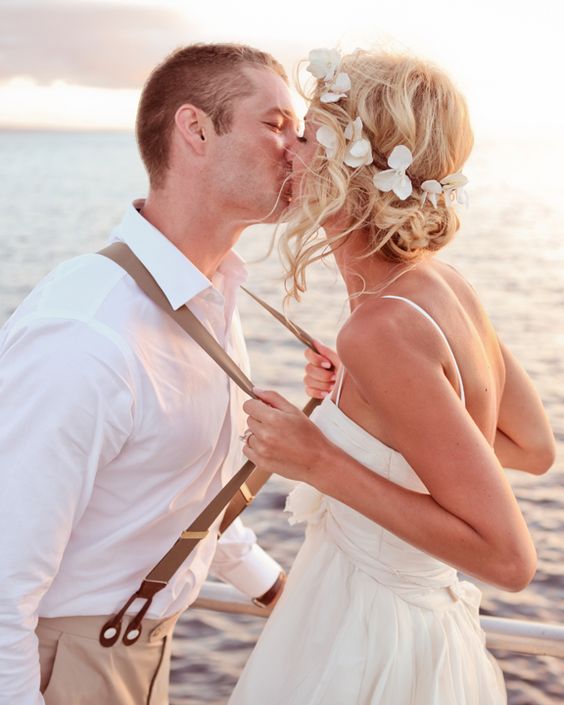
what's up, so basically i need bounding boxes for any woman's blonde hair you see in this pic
[281,50,474,301]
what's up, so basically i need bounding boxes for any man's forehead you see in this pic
[242,67,296,116]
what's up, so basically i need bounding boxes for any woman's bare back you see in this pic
[335,259,506,449]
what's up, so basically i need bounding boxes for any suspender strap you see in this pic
[101,243,256,397]
[217,287,323,531]
[97,243,328,646]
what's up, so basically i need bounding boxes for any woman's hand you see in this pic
[304,339,341,399]
[242,388,336,483]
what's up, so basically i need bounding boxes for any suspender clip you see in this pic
[99,579,167,647]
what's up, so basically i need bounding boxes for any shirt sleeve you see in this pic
[209,517,282,598]
[0,317,135,705]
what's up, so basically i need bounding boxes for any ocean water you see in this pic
[1,130,563,704]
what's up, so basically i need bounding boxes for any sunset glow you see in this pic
[1,0,562,136]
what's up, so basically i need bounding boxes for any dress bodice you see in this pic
[287,395,461,606]
[286,295,473,604]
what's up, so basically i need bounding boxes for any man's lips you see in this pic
[280,172,292,193]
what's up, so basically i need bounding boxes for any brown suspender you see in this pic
[97,243,329,647]
[218,286,321,532]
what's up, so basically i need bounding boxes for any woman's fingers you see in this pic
[242,440,259,465]
[304,346,334,371]
[243,389,297,433]
[252,387,296,412]
[243,398,273,422]
[312,339,341,369]
[304,362,336,384]
[303,341,341,398]
[304,361,337,399]
[306,386,331,400]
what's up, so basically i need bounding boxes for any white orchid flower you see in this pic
[316,125,339,159]
[440,172,468,190]
[307,48,342,82]
[320,72,352,103]
[441,172,469,206]
[372,145,414,200]
[343,117,362,141]
[343,117,373,167]
[421,179,443,208]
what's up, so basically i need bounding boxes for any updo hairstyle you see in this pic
[281,50,474,301]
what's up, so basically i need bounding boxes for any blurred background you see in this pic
[1,1,563,702]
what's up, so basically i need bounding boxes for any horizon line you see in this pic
[0,124,135,134]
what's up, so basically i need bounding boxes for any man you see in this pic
[0,43,299,704]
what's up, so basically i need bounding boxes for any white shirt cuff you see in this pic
[212,544,282,599]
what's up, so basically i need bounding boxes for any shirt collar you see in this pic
[109,200,247,311]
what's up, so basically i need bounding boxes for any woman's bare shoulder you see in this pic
[336,296,444,377]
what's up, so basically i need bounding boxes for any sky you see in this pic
[1,0,563,137]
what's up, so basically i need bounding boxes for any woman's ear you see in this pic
[174,104,209,155]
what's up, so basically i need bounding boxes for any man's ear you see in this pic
[174,104,210,155]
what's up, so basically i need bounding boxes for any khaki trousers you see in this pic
[36,613,180,705]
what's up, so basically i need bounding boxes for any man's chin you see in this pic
[258,195,291,224]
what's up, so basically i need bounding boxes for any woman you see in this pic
[228,49,555,705]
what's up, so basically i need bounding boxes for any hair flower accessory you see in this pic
[320,72,352,103]
[420,174,469,208]
[421,180,443,207]
[307,48,341,81]
[440,173,469,206]
[307,48,351,104]
[343,117,373,167]
[304,48,470,213]
[316,125,339,159]
[373,145,414,200]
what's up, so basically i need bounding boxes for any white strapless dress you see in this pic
[228,395,507,705]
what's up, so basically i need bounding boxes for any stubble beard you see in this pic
[252,175,292,224]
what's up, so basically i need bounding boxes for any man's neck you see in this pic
[140,191,244,279]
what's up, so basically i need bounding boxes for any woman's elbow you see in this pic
[526,438,557,475]
[496,550,537,592]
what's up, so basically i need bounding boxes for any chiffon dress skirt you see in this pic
[228,395,507,705]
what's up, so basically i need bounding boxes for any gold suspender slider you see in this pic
[180,530,209,540]
[239,482,255,504]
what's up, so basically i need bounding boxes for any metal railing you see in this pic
[193,581,564,658]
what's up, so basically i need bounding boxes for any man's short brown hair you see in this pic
[136,43,288,187]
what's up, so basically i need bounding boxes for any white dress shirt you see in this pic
[0,202,280,704]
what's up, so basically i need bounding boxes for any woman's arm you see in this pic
[243,313,537,592]
[494,340,555,474]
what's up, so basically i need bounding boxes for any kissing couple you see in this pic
[0,42,555,705]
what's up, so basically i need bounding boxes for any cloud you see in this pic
[0,1,195,89]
